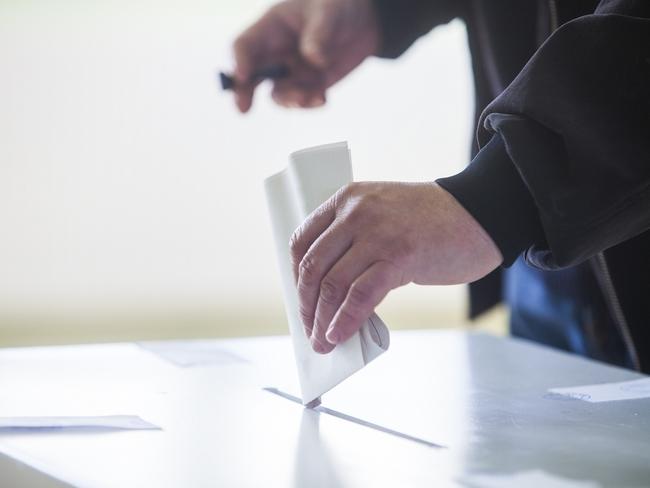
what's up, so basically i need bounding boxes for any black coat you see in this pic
[373,0,650,371]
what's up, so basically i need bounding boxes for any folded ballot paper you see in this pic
[264,142,390,405]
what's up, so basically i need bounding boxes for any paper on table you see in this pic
[264,142,390,405]
[0,415,160,430]
[548,377,650,403]
[460,469,600,488]
[138,341,248,367]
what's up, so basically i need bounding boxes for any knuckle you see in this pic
[348,194,381,224]
[348,204,369,225]
[334,183,354,206]
[379,235,414,264]
[337,305,362,327]
[298,303,314,328]
[395,240,417,264]
[233,35,244,49]
[272,89,285,105]
[379,260,403,284]
[289,228,301,254]
[299,254,319,284]
[289,226,306,263]
[359,194,381,215]
[387,256,408,277]
[339,182,354,197]
[267,3,285,16]
[233,36,250,57]
[319,278,343,304]
[348,282,375,309]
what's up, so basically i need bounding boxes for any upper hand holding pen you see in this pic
[290,182,503,354]
[231,0,380,112]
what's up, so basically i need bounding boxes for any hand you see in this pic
[231,0,380,112]
[290,182,503,354]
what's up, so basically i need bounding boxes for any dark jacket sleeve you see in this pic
[372,0,464,58]
[437,132,545,266]
[441,0,650,270]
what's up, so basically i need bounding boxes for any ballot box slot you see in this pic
[263,387,445,449]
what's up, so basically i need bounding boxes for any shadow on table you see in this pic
[293,409,343,488]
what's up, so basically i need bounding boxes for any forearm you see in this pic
[372,0,465,58]
[437,133,545,267]
[469,5,650,269]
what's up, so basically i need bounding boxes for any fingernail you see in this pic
[326,327,339,344]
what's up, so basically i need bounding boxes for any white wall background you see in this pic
[0,0,475,343]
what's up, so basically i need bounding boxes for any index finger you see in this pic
[232,8,297,113]
[233,5,296,82]
[289,192,338,284]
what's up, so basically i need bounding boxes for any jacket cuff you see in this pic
[436,133,544,267]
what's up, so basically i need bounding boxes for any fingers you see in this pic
[230,1,338,112]
[232,34,256,85]
[289,190,342,283]
[233,5,289,82]
[232,29,262,113]
[270,62,327,108]
[300,1,337,68]
[271,84,326,108]
[234,80,261,113]
[309,245,373,354]
[232,26,273,113]
[324,260,401,346]
[231,5,296,113]
[294,224,353,338]
[233,49,327,111]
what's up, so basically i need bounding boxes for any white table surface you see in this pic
[0,330,648,488]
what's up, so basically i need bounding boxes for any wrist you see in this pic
[433,182,503,277]
[436,133,545,267]
[362,0,382,56]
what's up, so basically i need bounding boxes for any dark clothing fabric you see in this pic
[478,12,650,269]
[437,133,545,267]
[372,0,650,372]
[505,258,632,369]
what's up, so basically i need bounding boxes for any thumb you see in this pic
[300,4,337,68]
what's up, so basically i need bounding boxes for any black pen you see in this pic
[219,65,290,90]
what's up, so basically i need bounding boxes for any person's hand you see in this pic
[231,0,380,112]
[290,182,503,354]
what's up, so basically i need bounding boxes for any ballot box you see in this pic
[0,330,648,487]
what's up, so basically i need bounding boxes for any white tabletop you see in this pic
[0,330,648,488]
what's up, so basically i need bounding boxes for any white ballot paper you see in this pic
[0,415,160,430]
[461,469,600,488]
[264,142,390,405]
[138,341,248,367]
[548,377,650,403]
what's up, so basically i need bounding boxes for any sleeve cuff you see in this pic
[436,133,544,267]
